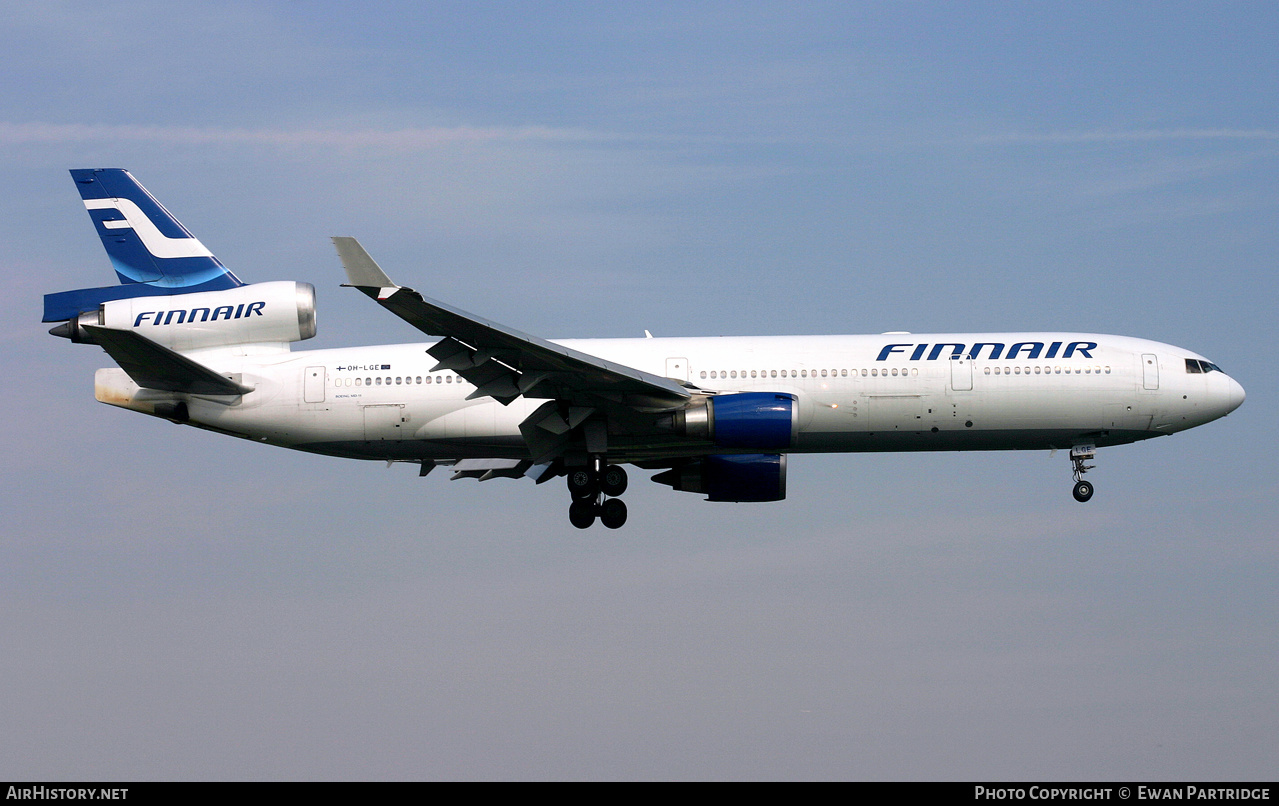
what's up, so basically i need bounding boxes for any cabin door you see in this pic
[303,366,326,403]
[666,357,689,382]
[1142,354,1160,390]
[950,355,972,391]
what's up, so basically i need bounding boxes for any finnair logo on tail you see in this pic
[133,301,266,327]
[84,198,215,260]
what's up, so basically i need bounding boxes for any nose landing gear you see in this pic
[1070,444,1095,503]
[566,461,629,529]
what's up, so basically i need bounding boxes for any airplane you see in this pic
[45,168,1246,529]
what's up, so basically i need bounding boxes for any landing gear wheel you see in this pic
[1073,480,1094,503]
[600,465,628,497]
[569,500,597,529]
[599,498,628,529]
[567,468,598,500]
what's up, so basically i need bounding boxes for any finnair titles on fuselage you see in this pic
[45,169,1245,529]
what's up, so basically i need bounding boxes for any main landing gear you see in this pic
[1070,444,1096,503]
[567,460,629,529]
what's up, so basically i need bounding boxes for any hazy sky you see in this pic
[2,1,1276,780]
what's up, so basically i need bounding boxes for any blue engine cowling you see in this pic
[663,392,798,450]
[651,454,787,502]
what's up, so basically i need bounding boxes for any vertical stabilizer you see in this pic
[43,169,244,322]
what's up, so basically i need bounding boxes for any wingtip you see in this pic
[331,236,395,288]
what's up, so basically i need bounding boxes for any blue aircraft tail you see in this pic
[43,169,244,322]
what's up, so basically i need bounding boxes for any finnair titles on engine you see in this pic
[46,169,1245,529]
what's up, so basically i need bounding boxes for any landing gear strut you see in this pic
[1070,444,1095,503]
[566,461,629,529]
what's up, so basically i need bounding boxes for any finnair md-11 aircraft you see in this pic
[46,169,1245,529]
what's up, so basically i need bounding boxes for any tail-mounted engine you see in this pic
[50,281,317,350]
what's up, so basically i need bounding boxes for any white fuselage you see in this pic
[93,331,1245,463]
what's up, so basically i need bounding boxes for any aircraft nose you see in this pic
[1226,376,1246,413]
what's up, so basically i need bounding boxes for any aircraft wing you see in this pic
[333,237,692,411]
[334,237,700,462]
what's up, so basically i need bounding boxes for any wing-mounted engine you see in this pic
[659,392,798,450]
[652,454,787,502]
[51,281,317,351]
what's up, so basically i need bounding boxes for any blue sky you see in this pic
[2,1,1276,780]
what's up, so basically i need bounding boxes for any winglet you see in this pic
[332,236,396,292]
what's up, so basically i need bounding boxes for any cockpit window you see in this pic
[1186,358,1223,374]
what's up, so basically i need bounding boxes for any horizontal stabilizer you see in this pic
[83,325,252,396]
[44,283,198,323]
